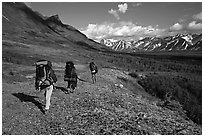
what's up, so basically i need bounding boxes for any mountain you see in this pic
[45,14,94,44]
[2,2,108,52]
[100,34,202,52]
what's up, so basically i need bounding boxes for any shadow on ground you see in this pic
[12,93,45,114]
[78,77,92,84]
[55,86,77,94]
[54,77,92,94]
[55,86,68,93]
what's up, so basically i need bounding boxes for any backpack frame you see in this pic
[64,61,77,82]
[35,60,53,90]
[90,62,98,74]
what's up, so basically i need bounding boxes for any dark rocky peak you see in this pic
[34,11,48,20]
[46,14,63,25]
[45,14,79,32]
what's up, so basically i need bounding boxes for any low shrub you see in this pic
[137,74,202,125]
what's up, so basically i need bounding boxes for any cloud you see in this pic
[187,21,202,30]
[170,23,184,31]
[108,9,120,20]
[132,2,142,7]
[169,12,202,34]
[118,3,128,13]
[108,3,128,20]
[81,21,166,41]
[193,12,202,20]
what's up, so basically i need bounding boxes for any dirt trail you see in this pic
[2,65,202,135]
[2,65,131,134]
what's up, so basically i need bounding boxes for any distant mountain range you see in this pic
[100,34,202,52]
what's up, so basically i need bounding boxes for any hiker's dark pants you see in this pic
[67,80,77,90]
[91,73,97,84]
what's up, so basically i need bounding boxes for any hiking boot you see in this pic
[44,109,49,114]
[65,91,69,94]
[70,88,74,93]
[65,88,70,94]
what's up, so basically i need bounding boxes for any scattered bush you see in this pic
[9,71,14,76]
[128,73,139,79]
[137,74,202,125]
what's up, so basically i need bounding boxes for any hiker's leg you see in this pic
[91,74,95,83]
[70,81,74,93]
[92,74,96,83]
[91,74,93,83]
[45,85,53,110]
[94,74,96,83]
[75,79,77,89]
[44,88,46,98]
[67,81,71,89]
[65,81,70,93]
[74,80,77,90]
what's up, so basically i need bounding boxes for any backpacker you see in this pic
[64,61,77,82]
[35,60,54,90]
[90,62,98,74]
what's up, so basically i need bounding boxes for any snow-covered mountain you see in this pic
[100,39,132,51]
[100,34,202,52]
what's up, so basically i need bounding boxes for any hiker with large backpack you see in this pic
[64,61,78,93]
[35,60,57,114]
[89,61,98,84]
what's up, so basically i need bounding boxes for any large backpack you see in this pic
[35,60,54,90]
[89,62,98,74]
[64,61,77,82]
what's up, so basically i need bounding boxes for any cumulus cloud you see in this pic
[118,3,128,13]
[187,21,202,30]
[193,12,202,20]
[108,3,128,20]
[132,2,142,7]
[169,12,202,34]
[81,22,166,41]
[170,23,184,31]
[108,9,120,20]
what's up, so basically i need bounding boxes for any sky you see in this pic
[26,1,202,41]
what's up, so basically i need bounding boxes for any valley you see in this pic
[2,2,202,135]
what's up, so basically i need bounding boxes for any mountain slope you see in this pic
[2,2,108,51]
[2,2,113,69]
